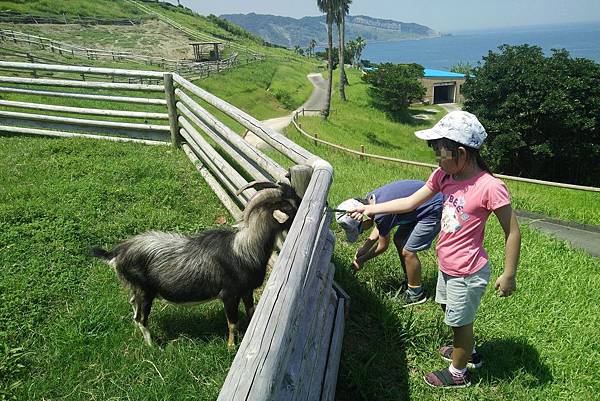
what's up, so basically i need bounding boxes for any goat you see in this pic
[90,181,299,347]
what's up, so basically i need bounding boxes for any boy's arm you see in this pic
[355,226,380,259]
[354,227,390,268]
[493,204,521,297]
[350,185,436,219]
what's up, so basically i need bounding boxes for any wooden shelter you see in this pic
[190,42,222,61]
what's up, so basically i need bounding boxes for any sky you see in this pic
[166,0,600,32]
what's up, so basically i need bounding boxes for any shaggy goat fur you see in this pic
[91,184,298,346]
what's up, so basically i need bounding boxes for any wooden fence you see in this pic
[0,61,346,400]
[0,29,257,78]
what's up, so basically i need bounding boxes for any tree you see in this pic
[334,0,352,101]
[362,63,425,120]
[317,0,335,119]
[308,39,317,57]
[450,61,474,76]
[353,36,366,66]
[462,44,600,185]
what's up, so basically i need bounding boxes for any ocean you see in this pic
[361,22,600,70]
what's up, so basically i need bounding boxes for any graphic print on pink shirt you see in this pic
[426,168,510,277]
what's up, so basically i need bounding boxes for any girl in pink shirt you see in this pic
[348,111,521,388]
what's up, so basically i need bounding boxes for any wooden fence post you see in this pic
[163,73,181,147]
[360,145,365,160]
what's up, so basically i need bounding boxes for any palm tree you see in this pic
[317,0,335,119]
[308,39,317,57]
[334,0,352,101]
[354,35,366,66]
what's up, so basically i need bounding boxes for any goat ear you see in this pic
[272,209,289,224]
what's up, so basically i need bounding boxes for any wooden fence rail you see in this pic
[0,61,346,400]
[0,29,252,79]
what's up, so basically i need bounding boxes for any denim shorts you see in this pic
[435,262,491,327]
[393,220,441,252]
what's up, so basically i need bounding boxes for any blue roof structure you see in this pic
[423,69,465,78]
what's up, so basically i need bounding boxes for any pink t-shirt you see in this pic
[426,168,510,277]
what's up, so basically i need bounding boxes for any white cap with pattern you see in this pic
[334,198,365,243]
[415,110,487,149]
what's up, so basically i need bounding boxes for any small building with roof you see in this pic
[420,69,466,104]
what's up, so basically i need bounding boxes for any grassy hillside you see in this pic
[0,0,148,19]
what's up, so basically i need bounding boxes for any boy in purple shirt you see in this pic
[336,180,443,306]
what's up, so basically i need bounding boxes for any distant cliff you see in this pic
[220,13,440,48]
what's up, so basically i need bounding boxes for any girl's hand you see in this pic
[348,204,368,221]
[494,273,516,297]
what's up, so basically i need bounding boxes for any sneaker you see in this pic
[439,345,483,369]
[424,368,471,388]
[395,289,427,307]
[390,280,409,297]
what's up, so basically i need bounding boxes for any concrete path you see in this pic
[244,73,327,150]
[438,103,462,113]
[516,211,600,258]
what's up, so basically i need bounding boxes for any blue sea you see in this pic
[361,22,600,70]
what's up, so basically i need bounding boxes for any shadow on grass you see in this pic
[332,254,411,401]
[364,131,402,150]
[476,337,553,387]
[153,304,246,346]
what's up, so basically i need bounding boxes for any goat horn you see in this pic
[236,181,279,196]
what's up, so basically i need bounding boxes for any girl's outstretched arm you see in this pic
[348,185,436,220]
[493,204,521,297]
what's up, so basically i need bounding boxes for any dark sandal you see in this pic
[423,368,471,388]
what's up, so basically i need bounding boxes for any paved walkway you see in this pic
[516,211,600,257]
[244,73,327,150]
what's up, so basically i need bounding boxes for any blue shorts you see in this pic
[393,220,441,252]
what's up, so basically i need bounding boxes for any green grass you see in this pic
[292,69,600,225]
[0,137,236,400]
[0,0,147,19]
[281,125,600,401]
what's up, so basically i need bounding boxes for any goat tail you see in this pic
[90,246,113,261]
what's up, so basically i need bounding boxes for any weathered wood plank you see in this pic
[0,60,165,78]
[163,73,180,146]
[0,110,170,131]
[0,124,169,146]
[178,118,255,203]
[0,86,167,105]
[173,74,314,165]
[180,127,249,205]
[320,298,346,401]
[275,230,335,400]
[181,144,243,220]
[175,88,285,182]
[176,102,270,182]
[0,76,164,91]
[0,99,168,119]
[305,290,338,401]
[332,280,351,317]
[217,165,333,401]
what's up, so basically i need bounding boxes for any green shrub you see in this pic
[362,63,426,120]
